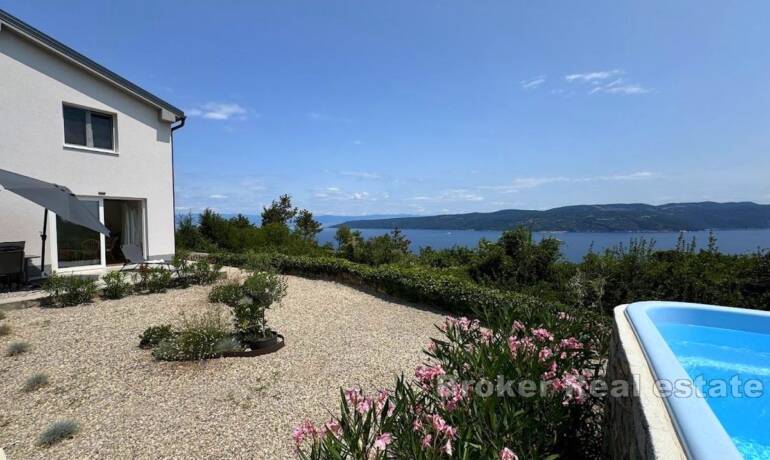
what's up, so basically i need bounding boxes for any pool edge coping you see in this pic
[614,304,688,459]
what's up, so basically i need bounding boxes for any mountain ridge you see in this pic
[333,202,770,232]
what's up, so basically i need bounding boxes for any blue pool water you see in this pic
[658,323,770,459]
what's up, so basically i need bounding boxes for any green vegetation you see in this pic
[233,272,287,339]
[0,323,10,336]
[43,274,97,307]
[139,324,174,349]
[175,195,770,458]
[135,266,173,293]
[37,420,79,446]
[101,271,133,299]
[23,372,49,392]
[6,341,31,356]
[335,201,770,231]
[151,308,236,361]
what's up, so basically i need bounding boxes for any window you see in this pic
[62,105,115,151]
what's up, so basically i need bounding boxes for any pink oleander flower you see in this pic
[538,347,553,362]
[500,447,519,460]
[557,311,572,321]
[427,340,437,352]
[541,361,558,381]
[413,418,423,432]
[324,419,341,438]
[356,397,372,415]
[344,387,361,406]
[531,327,554,342]
[561,370,588,405]
[442,439,453,456]
[462,362,471,372]
[512,320,526,332]
[431,414,447,432]
[291,420,318,446]
[421,433,433,448]
[480,327,494,344]
[376,389,394,416]
[508,336,536,358]
[374,432,392,451]
[415,364,446,386]
[559,337,584,351]
[443,425,457,439]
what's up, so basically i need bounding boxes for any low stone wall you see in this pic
[605,305,687,459]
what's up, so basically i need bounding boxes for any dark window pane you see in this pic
[91,113,114,150]
[63,106,86,146]
[56,200,101,268]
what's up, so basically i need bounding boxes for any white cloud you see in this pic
[481,171,658,193]
[565,69,623,82]
[187,102,249,121]
[409,189,484,203]
[520,76,546,90]
[339,171,380,179]
[307,112,352,123]
[352,140,364,145]
[565,70,651,95]
[313,187,379,201]
[208,194,228,199]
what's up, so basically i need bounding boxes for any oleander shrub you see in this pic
[23,372,49,392]
[101,271,133,299]
[139,324,174,349]
[0,323,10,336]
[6,341,30,356]
[37,420,79,446]
[152,308,231,361]
[43,274,97,307]
[294,305,609,459]
[135,266,173,293]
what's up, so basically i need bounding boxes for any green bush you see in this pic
[152,308,231,361]
[6,341,30,356]
[0,311,6,320]
[23,372,49,392]
[135,266,172,293]
[209,252,555,320]
[37,420,79,446]
[43,274,97,307]
[208,282,244,307]
[232,272,287,338]
[101,271,133,299]
[0,323,10,336]
[295,304,609,459]
[139,324,174,349]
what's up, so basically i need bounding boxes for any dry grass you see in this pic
[0,275,443,459]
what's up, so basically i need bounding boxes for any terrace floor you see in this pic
[0,275,444,459]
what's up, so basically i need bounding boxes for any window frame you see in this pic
[62,103,118,154]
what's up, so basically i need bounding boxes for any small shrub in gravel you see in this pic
[6,341,30,356]
[0,323,10,336]
[101,271,133,299]
[139,324,174,349]
[23,372,49,392]
[233,272,287,339]
[37,420,79,446]
[135,266,173,293]
[43,274,97,307]
[152,308,231,361]
[0,311,5,320]
[208,281,244,306]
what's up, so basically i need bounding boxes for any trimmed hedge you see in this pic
[208,252,568,324]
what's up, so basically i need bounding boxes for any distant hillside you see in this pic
[334,202,770,232]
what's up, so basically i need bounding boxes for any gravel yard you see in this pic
[0,275,444,459]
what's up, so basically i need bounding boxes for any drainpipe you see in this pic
[170,115,186,255]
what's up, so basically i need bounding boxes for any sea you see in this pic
[315,228,770,263]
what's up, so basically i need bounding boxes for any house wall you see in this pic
[0,26,176,270]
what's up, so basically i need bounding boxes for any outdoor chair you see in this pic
[119,244,173,271]
[0,245,25,289]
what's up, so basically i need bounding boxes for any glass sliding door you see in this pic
[55,200,102,268]
[103,199,144,265]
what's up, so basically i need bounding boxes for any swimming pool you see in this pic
[625,301,770,460]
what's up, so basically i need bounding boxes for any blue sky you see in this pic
[4,1,770,215]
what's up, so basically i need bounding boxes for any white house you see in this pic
[0,9,185,274]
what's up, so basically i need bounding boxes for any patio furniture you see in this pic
[0,242,25,289]
[120,244,172,271]
[0,168,110,275]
